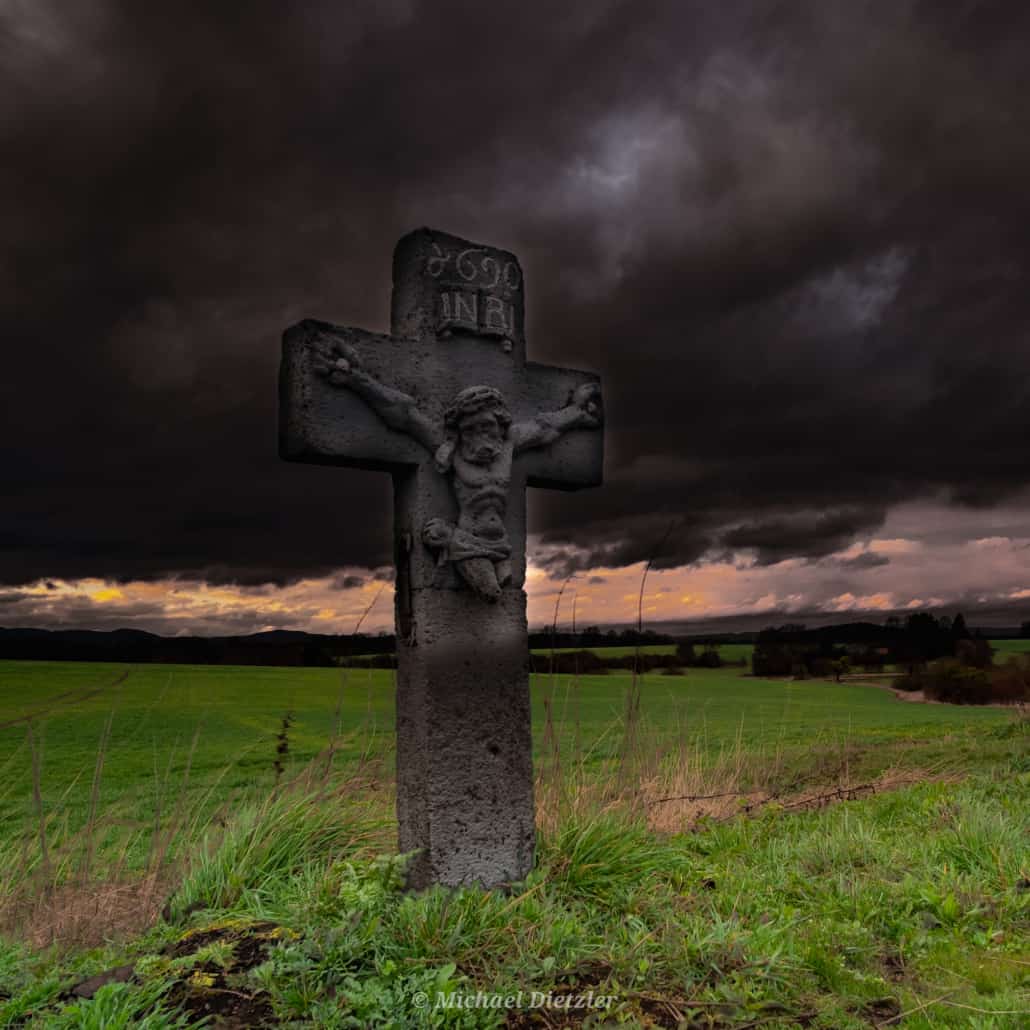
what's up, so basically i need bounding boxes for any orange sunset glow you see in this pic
[5,497,1030,636]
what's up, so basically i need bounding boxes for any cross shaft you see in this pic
[280,228,603,886]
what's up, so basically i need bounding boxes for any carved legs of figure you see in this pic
[456,557,502,602]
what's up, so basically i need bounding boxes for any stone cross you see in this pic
[279,228,603,888]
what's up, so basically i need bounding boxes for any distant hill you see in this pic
[0,627,396,667]
[2,618,1023,668]
[0,625,677,667]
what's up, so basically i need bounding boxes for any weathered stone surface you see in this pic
[279,227,603,888]
[396,589,533,887]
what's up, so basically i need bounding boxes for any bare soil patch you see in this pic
[164,920,288,1028]
[844,675,1020,708]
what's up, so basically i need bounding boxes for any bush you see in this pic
[922,660,992,704]
[895,657,1030,705]
[752,643,793,677]
[893,670,924,692]
[675,642,696,665]
[990,658,1030,704]
[694,645,723,668]
[956,637,993,669]
[528,650,608,675]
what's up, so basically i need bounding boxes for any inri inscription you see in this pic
[428,242,522,343]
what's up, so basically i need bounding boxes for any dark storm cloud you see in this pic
[3,0,1030,590]
[329,574,367,591]
[834,552,891,571]
[721,508,888,567]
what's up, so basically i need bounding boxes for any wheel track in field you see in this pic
[0,669,131,729]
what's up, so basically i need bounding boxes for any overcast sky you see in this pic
[3,0,1030,635]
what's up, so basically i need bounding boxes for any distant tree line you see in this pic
[750,614,987,678]
[526,641,731,675]
[0,627,395,666]
[749,614,1027,704]
[890,615,1027,704]
[526,626,675,650]
[340,627,681,670]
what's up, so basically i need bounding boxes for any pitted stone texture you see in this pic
[279,228,604,888]
[396,589,533,888]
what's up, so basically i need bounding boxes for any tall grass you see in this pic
[2,660,1027,1028]
[2,663,902,951]
[0,691,392,950]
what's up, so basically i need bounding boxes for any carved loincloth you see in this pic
[448,525,510,562]
[423,518,510,564]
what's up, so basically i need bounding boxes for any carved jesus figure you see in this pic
[311,336,602,602]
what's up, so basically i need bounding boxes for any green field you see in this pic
[991,638,1030,655]
[0,658,1006,840]
[708,641,753,662]
[529,643,678,657]
[530,637,1030,664]
[1,659,1026,1028]
[533,642,754,661]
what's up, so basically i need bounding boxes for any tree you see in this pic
[675,641,697,666]
[831,656,851,682]
[902,612,952,663]
[752,642,793,677]
[956,637,992,669]
[696,643,723,668]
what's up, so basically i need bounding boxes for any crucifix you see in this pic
[279,228,604,888]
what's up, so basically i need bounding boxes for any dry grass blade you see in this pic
[26,720,51,887]
[325,581,387,779]
[616,518,681,796]
[80,708,114,885]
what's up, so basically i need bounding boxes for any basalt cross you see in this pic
[279,228,604,888]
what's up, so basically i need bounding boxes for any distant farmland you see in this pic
[991,638,1030,654]
[1,657,1025,1027]
[529,642,753,661]
[0,656,1006,842]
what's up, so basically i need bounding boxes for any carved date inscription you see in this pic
[426,243,522,292]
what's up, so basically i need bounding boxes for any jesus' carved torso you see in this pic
[452,455,511,539]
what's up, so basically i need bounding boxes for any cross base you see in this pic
[396,587,534,888]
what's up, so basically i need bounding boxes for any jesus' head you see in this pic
[443,386,512,465]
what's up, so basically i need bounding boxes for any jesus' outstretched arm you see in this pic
[310,336,443,454]
[511,382,603,453]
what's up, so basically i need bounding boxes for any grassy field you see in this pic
[707,642,753,663]
[0,659,1026,1027]
[0,659,1007,839]
[529,644,679,658]
[991,639,1030,655]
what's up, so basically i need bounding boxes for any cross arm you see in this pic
[513,362,604,491]
[511,381,602,452]
[279,319,430,472]
[310,334,442,454]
